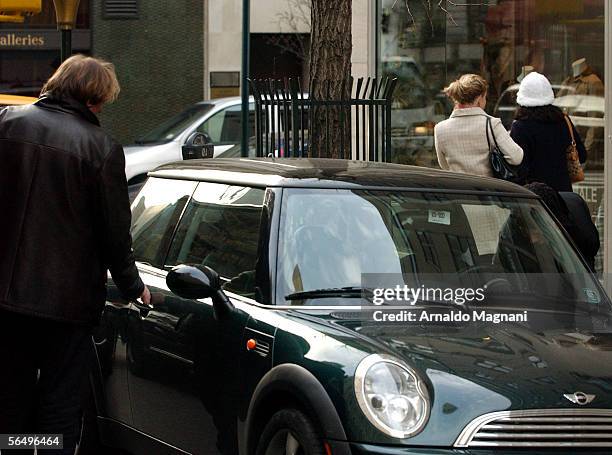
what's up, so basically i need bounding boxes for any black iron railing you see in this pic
[248,77,397,161]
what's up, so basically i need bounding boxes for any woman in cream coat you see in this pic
[434,74,524,177]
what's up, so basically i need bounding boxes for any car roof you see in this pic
[149,158,536,196]
[194,94,309,108]
[195,96,245,105]
[191,97,246,111]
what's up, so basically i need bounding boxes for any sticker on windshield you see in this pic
[583,288,601,304]
[428,210,450,225]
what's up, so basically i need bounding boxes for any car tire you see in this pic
[255,408,326,455]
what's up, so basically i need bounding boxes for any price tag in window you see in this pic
[428,210,450,226]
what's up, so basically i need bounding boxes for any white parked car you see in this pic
[124,97,255,188]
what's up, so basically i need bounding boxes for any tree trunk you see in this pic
[309,0,352,158]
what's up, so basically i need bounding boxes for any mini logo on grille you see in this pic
[564,391,596,405]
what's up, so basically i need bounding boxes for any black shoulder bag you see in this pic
[486,116,521,183]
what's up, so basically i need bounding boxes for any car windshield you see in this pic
[134,104,214,144]
[276,189,609,314]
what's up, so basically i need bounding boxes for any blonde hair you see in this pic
[41,54,120,106]
[444,74,488,105]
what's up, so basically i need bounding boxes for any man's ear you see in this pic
[87,102,103,114]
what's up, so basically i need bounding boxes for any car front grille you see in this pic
[454,409,612,448]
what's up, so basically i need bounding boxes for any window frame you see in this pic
[161,180,273,304]
[272,187,596,308]
[192,102,256,146]
[130,177,198,268]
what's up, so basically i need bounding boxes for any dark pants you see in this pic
[0,308,93,455]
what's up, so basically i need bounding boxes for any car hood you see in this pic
[325,314,612,445]
[123,141,180,181]
[123,142,171,155]
[347,320,612,403]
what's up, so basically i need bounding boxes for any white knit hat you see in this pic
[516,72,554,107]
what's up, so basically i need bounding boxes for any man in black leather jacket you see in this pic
[0,55,150,454]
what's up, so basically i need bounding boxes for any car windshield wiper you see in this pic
[285,287,369,301]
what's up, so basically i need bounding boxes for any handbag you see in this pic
[486,116,520,182]
[563,115,585,183]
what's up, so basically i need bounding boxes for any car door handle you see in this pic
[132,297,154,314]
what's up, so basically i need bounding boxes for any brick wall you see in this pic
[92,0,204,144]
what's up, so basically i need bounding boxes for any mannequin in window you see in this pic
[560,58,604,96]
[517,65,534,83]
[558,58,604,169]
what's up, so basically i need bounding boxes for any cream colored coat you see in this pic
[434,107,524,178]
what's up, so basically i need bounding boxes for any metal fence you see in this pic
[248,77,397,161]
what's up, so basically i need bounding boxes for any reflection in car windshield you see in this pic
[135,104,214,144]
[276,189,605,312]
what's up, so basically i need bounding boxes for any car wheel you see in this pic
[256,409,325,455]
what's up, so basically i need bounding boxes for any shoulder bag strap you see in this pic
[563,114,576,146]
[485,116,492,150]
[487,116,502,150]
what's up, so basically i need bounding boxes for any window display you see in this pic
[378,0,605,272]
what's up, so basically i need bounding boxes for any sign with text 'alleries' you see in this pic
[0,29,90,50]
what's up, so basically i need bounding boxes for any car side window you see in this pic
[165,181,265,300]
[130,178,197,267]
[196,103,255,145]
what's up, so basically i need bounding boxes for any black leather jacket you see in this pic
[0,93,144,324]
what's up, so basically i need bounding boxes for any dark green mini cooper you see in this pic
[89,159,612,455]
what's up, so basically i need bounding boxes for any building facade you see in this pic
[92,0,204,144]
[204,0,372,98]
[0,0,204,145]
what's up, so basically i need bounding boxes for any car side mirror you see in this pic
[182,132,214,160]
[166,264,234,319]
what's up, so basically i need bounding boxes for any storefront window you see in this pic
[378,0,605,272]
[0,1,91,97]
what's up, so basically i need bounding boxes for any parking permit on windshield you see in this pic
[428,210,451,225]
[583,288,601,304]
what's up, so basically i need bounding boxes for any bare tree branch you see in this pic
[437,0,458,26]
[392,0,494,32]
[447,0,492,5]
[403,0,417,29]
[265,0,311,62]
[421,0,434,34]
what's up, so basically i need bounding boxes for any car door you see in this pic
[194,103,255,156]
[125,180,268,454]
[96,177,197,427]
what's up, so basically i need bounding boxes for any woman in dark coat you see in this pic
[524,182,599,271]
[510,72,586,192]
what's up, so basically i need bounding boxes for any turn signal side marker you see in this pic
[324,441,332,455]
[246,339,257,350]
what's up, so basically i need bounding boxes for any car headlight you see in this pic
[354,354,430,438]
